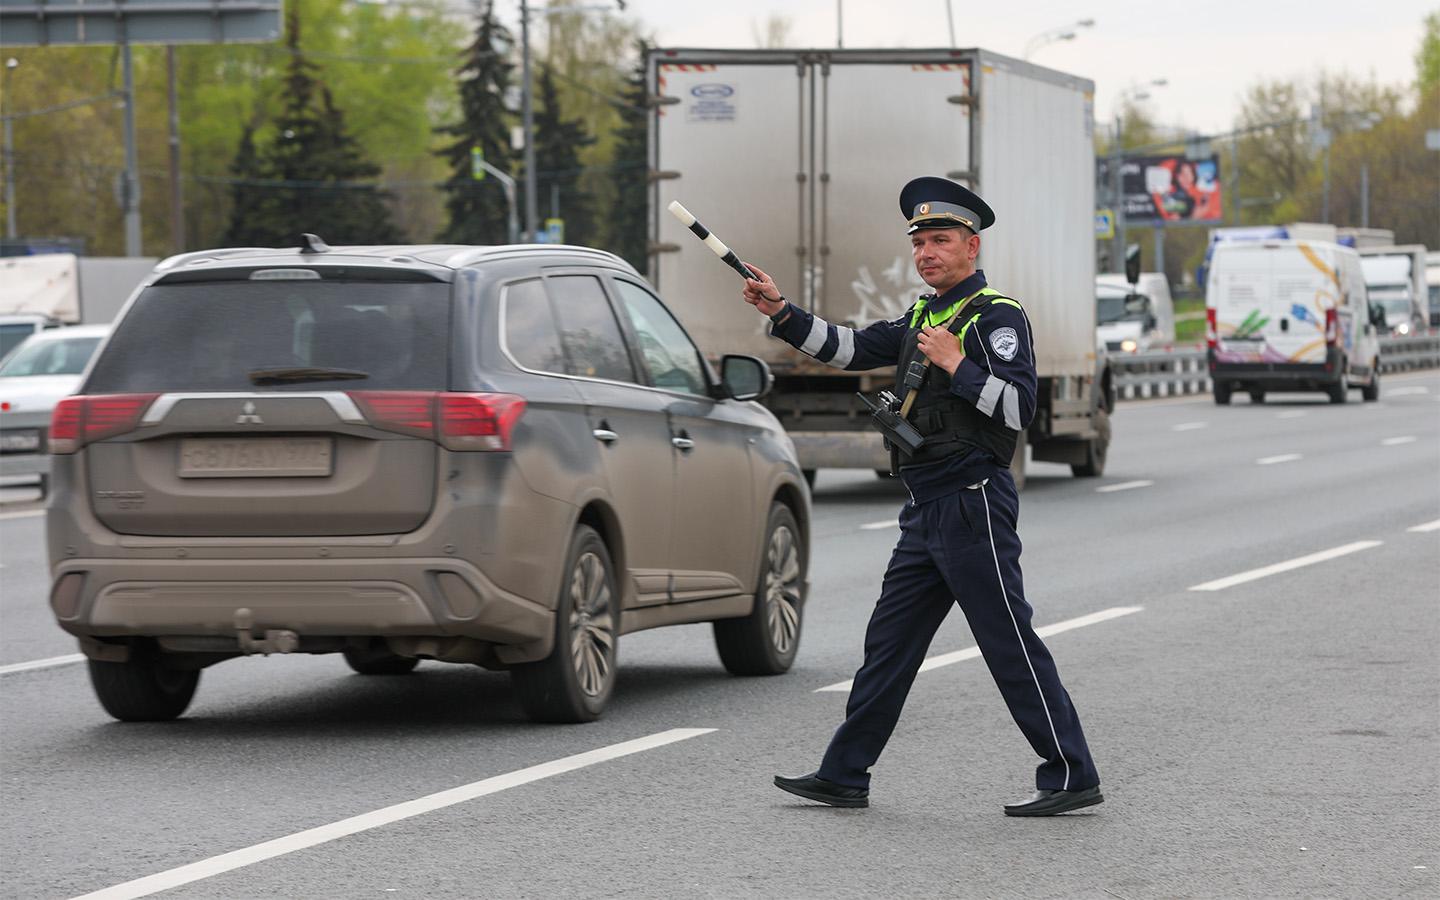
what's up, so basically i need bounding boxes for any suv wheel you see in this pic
[342,647,419,676]
[88,643,199,722]
[714,503,805,675]
[512,525,618,723]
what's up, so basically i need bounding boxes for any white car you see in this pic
[0,325,110,490]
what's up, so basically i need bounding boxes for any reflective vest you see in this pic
[896,286,1023,467]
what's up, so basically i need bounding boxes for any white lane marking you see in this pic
[1172,422,1208,432]
[1257,453,1302,465]
[0,509,45,521]
[814,606,1143,693]
[1387,386,1429,397]
[1096,480,1154,494]
[1381,436,1417,446]
[72,728,716,900]
[0,653,85,676]
[1188,541,1383,592]
[859,519,899,531]
[1276,411,1308,419]
[1408,519,1440,533]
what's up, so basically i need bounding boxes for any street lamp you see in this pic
[519,0,625,243]
[1023,19,1095,60]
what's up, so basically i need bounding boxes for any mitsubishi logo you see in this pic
[236,401,264,425]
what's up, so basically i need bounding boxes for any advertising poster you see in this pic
[1119,155,1223,224]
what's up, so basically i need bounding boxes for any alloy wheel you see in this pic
[568,551,615,698]
[763,525,802,655]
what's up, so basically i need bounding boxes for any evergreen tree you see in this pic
[532,64,596,246]
[608,41,650,273]
[220,7,401,246]
[219,122,271,246]
[436,1,517,244]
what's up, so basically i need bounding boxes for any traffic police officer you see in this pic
[742,176,1103,816]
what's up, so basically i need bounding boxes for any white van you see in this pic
[1206,240,1382,404]
[1096,272,1175,353]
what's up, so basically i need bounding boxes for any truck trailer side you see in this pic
[646,48,1113,485]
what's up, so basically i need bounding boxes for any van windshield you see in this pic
[1096,289,1149,325]
[85,280,452,393]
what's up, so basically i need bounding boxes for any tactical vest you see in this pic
[896,286,1023,467]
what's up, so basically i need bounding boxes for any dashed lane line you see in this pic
[1188,541,1383,592]
[1381,435,1418,446]
[1276,411,1308,419]
[72,728,717,900]
[1257,453,1302,465]
[814,606,1144,693]
[0,653,85,676]
[1096,480,1154,493]
[1387,386,1430,397]
[1409,519,1440,533]
[859,519,899,531]
[0,509,44,521]
[1172,422,1208,432]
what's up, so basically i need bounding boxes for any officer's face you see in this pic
[910,227,979,293]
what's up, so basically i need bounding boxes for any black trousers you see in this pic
[817,471,1099,791]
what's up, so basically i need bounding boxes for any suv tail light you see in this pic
[49,394,159,454]
[348,391,526,451]
[1324,308,1339,346]
[1205,308,1218,351]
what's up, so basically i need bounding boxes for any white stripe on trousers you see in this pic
[981,483,1070,791]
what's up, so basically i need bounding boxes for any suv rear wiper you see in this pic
[247,366,370,385]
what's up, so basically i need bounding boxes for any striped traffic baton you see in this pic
[666,201,761,282]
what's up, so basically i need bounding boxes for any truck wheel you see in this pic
[1327,372,1349,404]
[1214,382,1232,405]
[88,643,199,722]
[342,647,419,676]
[1361,365,1380,402]
[1071,409,1110,478]
[511,525,618,723]
[1249,390,1266,404]
[714,503,805,676]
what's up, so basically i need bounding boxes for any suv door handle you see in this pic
[592,429,619,444]
[671,436,695,451]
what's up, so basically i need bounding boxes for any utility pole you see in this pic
[2,57,16,241]
[167,46,184,254]
[121,42,142,256]
[520,0,537,242]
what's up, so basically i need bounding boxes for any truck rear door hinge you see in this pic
[648,242,681,255]
[946,170,976,183]
[648,170,681,183]
[647,94,681,108]
[947,94,976,107]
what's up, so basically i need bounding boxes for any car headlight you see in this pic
[1396,322,1411,335]
[1120,339,1138,353]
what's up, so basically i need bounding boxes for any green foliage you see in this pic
[220,7,402,246]
[1419,11,1440,90]
[533,65,597,245]
[436,2,518,245]
[608,40,651,272]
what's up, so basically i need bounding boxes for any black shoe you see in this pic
[1003,785,1104,817]
[774,772,869,808]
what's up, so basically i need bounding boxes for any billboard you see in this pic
[0,0,281,46]
[1119,154,1223,225]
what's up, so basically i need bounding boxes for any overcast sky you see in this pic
[500,0,1432,134]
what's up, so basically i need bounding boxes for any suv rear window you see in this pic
[85,280,452,392]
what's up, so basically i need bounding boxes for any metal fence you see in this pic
[1111,334,1440,400]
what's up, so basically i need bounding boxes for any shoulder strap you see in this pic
[898,287,991,420]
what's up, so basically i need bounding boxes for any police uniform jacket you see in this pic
[770,269,1036,503]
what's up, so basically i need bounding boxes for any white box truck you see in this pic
[645,48,1112,485]
[1358,245,1428,336]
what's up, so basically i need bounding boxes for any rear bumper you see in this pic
[1211,350,1342,391]
[49,556,553,652]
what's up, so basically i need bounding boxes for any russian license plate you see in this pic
[0,429,41,452]
[179,437,333,478]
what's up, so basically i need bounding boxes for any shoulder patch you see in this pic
[989,326,1019,361]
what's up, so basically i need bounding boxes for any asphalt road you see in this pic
[2,374,1438,899]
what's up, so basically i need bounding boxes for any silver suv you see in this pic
[46,239,809,723]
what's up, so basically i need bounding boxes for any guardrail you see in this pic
[1110,333,1440,400]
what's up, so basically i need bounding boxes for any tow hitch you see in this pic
[233,608,300,655]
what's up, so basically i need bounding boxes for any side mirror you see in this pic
[1124,244,1142,286]
[1368,305,1386,329]
[720,354,772,401]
